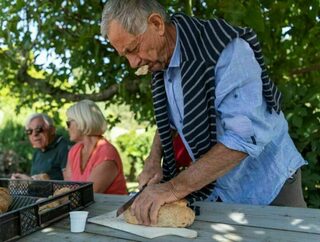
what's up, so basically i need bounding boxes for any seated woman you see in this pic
[64,99,127,194]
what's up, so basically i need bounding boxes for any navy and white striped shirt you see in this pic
[165,33,307,205]
[152,13,300,203]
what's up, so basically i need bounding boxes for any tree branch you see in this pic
[183,0,193,16]
[290,63,320,76]
[16,63,140,102]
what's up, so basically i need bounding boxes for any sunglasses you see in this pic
[25,126,45,136]
[66,120,74,128]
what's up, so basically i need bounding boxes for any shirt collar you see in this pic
[41,135,62,152]
[167,24,180,69]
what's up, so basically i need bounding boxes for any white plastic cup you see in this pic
[69,211,89,233]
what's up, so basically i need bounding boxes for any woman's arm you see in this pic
[88,160,118,193]
[63,160,72,180]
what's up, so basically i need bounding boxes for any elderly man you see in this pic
[101,0,307,225]
[11,113,70,180]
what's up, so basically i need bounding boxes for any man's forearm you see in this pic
[138,129,164,188]
[170,143,247,198]
[148,129,163,163]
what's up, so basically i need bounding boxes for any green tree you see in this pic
[1,1,319,121]
[115,130,153,182]
[0,0,319,206]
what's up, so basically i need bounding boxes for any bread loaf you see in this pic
[38,187,72,212]
[0,187,13,214]
[135,65,149,76]
[53,187,71,204]
[123,199,195,227]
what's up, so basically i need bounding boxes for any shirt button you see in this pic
[168,78,172,82]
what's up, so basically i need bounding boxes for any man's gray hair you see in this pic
[25,113,54,128]
[101,0,170,38]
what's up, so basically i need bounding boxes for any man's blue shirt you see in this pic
[164,32,307,205]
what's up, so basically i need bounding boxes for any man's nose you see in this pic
[127,54,141,69]
[32,131,41,137]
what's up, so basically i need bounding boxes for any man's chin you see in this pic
[149,64,165,72]
[32,144,45,149]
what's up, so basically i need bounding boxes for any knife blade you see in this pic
[116,185,146,217]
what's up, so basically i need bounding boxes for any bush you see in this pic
[0,120,33,177]
[115,130,152,182]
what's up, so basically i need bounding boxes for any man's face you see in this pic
[26,117,54,150]
[107,19,169,72]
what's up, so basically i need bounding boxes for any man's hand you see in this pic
[10,173,32,180]
[131,182,179,226]
[137,156,163,190]
[31,173,50,180]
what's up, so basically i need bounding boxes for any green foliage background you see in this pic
[0,0,319,206]
[115,130,154,182]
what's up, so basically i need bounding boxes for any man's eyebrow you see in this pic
[125,41,139,54]
[116,39,137,57]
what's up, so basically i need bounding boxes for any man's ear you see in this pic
[148,13,165,35]
[49,126,56,136]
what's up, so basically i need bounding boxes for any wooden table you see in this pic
[20,194,320,241]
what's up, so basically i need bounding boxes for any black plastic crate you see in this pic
[0,178,94,242]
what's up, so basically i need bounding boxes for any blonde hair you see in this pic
[66,100,107,136]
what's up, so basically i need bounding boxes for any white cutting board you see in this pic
[88,210,197,239]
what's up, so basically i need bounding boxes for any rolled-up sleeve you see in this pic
[215,38,272,158]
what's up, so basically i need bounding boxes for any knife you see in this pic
[116,185,147,217]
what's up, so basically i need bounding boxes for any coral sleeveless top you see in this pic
[68,139,127,194]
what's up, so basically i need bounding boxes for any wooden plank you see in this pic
[192,221,320,242]
[52,219,198,242]
[194,201,320,220]
[90,195,320,236]
[46,216,320,242]
[21,194,320,242]
[54,207,197,242]
[87,203,119,216]
[194,201,320,234]
[59,198,320,242]
[92,195,320,234]
[20,227,133,242]
[94,194,128,203]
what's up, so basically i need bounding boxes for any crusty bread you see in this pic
[53,187,71,204]
[38,187,72,212]
[0,187,13,214]
[123,199,195,227]
[38,197,60,211]
[135,65,149,76]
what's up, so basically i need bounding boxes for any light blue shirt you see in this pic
[164,33,307,205]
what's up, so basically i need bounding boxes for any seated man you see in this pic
[11,113,71,180]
